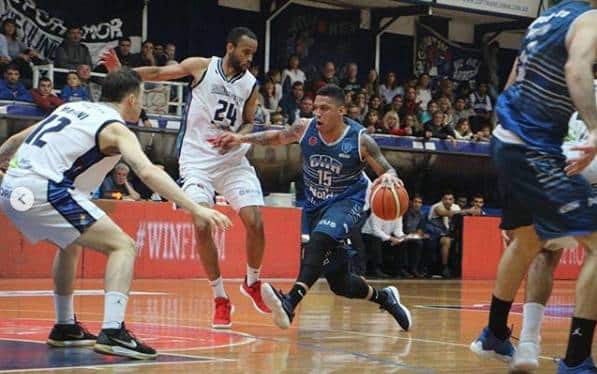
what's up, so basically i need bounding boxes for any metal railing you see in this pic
[31,64,187,116]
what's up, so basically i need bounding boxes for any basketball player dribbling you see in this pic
[469,2,597,373]
[0,68,231,359]
[211,84,412,331]
[102,27,269,328]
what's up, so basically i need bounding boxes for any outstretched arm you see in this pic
[210,118,310,149]
[135,57,210,82]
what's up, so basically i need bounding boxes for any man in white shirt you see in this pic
[361,213,404,278]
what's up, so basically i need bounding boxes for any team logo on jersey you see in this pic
[308,136,318,146]
[341,140,352,153]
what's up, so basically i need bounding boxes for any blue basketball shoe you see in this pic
[470,326,515,362]
[557,357,597,373]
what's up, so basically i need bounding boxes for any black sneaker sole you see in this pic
[261,283,290,329]
[47,338,97,347]
[94,343,158,360]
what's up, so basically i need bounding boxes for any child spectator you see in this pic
[31,77,63,113]
[61,71,90,102]
[454,118,474,140]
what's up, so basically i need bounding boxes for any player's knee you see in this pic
[240,207,263,234]
[103,234,136,258]
[303,232,336,267]
[326,272,368,299]
[533,249,561,272]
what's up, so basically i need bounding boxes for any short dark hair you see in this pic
[226,27,257,46]
[141,40,153,47]
[39,77,52,84]
[442,190,454,198]
[316,84,345,106]
[291,81,304,89]
[473,193,484,200]
[100,67,142,102]
[118,37,131,44]
[5,64,19,72]
[412,193,423,201]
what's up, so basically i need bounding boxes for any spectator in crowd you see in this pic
[452,97,474,126]
[353,90,368,120]
[279,80,304,125]
[361,212,404,278]
[298,97,314,119]
[470,194,486,215]
[385,94,403,114]
[380,72,402,104]
[115,37,134,66]
[363,69,380,98]
[153,43,167,66]
[281,54,306,95]
[423,111,456,140]
[368,95,383,113]
[259,78,281,114]
[469,81,493,131]
[54,25,92,69]
[341,62,361,93]
[346,104,362,123]
[454,118,474,140]
[402,75,418,94]
[456,195,469,210]
[0,19,43,88]
[312,61,338,93]
[266,69,283,98]
[344,90,354,106]
[381,110,402,136]
[76,64,94,100]
[0,26,9,67]
[2,19,25,60]
[438,96,455,127]
[60,71,90,102]
[31,77,63,113]
[416,73,432,110]
[399,193,428,278]
[402,114,422,136]
[474,123,492,142]
[419,99,439,124]
[270,111,285,126]
[455,81,472,106]
[165,43,177,65]
[131,40,156,67]
[0,64,32,101]
[363,109,380,133]
[401,86,421,118]
[435,78,455,102]
[99,163,141,201]
[427,192,461,278]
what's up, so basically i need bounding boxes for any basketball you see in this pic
[370,180,409,220]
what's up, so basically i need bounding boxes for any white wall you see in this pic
[218,0,260,12]
[381,16,415,36]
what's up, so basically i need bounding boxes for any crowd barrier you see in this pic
[0,200,301,279]
[462,216,583,280]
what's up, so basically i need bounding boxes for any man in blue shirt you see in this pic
[0,64,32,101]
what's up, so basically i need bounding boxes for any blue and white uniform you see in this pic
[299,117,368,242]
[0,102,123,248]
[492,0,596,239]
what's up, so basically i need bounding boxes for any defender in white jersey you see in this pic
[102,27,269,328]
[0,68,231,360]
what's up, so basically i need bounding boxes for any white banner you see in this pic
[436,0,540,18]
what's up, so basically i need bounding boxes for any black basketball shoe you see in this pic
[47,316,97,347]
[94,322,157,360]
[261,282,295,329]
[378,286,412,331]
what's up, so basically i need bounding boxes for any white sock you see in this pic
[209,277,227,299]
[246,265,261,286]
[520,302,545,343]
[102,291,128,330]
[54,293,75,324]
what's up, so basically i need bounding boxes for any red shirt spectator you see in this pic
[31,77,63,112]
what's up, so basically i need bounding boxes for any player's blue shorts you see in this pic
[492,136,597,240]
[302,198,365,242]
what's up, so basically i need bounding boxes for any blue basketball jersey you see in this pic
[300,118,368,212]
[497,0,593,154]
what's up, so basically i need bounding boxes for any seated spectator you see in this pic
[31,77,63,112]
[153,43,167,66]
[362,69,380,98]
[340,62,361,93]
[398,194,429,278]
[401,87,421,118]
[165,43,178,65]
[361,212,404,278]
[281,55,306,95]
[454,118,474,140]
[2,19,26,60]
[61,71,90,102]
[116,37,134,66]
[423,111,456,140]
[427,192,460,278]
[298,97,314,119]
[474,123,492,142]
[455,195,468,210]
[438,96,454,127]
[131,40,156,67]
[416,73,432,110]
[0,27,9,67]
[419,99,438,124]
[380,72,402,104]
[435,77,455,102]
[54,25,92,70]
[259,78,281,114]
[346,104,362,123]
[279,81,304,125]
[380,110,401,136]
[368,95,383,114]
[469,82,493,132]
[363,109,380,133]
[312,61,339,94]
[385,94,403,114]
[0,64,32,101]
[344,90,354,106]
[470,194,486,215]
[100,163,141,201]
[403,113,423,136]
[266,69,283,99]
[76,64,95,100]
[353,90,368,120]
[1,19,45,88]
[452,97,474,126]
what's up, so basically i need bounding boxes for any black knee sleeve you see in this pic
[325,270,369,299]
[297,232,337,287]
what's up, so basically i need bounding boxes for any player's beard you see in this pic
[230,54,246,73]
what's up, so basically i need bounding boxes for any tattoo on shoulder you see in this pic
[361,133,395,174]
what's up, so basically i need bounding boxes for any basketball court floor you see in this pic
[0,278,587,373]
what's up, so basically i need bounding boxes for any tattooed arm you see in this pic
[211,118,310,148]
[360,133,402,185]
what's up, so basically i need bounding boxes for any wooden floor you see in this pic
[0,278,589,373]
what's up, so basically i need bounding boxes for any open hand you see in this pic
[99,49,122,72]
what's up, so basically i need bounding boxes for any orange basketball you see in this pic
[370,180,409,220]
